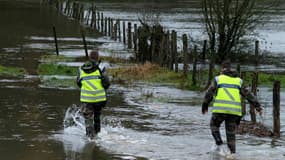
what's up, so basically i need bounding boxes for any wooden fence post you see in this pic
[202,40,207,63]
[92,7,96,29]
[101,13,104,33]
[250,71,258,122]
[123,21,126,44]
[108,17,111,36]
[114,20,118,41]
[127,22,132,49]
[250,41,260,122]
[118,20,121,42]
[182,34,188,78]
[52,26,59,56]
[255,40,259,67]
[166,30,171,69]
[133,24,138,52]
[81,29,88,58]
[97,12,100,31]
[171,30,178,72]
[110,19,114,39]
[104,17,107,35]
[207,50,215,87]
[192,45,197,86]
[273,81,281,138]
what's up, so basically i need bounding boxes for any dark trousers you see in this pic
[210,113,241,153]
[82,101,106,136]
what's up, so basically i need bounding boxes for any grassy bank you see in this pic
[0,65,27,77]
[37,54,285,90]
[37,55,78,88]
[109,62,285,90]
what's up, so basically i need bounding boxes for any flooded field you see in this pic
[0,0,285,160]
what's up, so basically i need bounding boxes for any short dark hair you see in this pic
[89,50,99,61]
[221,59,231,70]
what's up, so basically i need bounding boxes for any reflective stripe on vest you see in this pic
[212,75,242,116]
[79,69,106,103]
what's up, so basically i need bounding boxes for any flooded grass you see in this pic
[40,76,77,89]
[37,55,78,88]
[109,62,187,86]
[40,54,76,63]
[38,63,77,76]
[0,65,27,77]
[36,53,285,90]
[243,72,285,87]
[109,61,285,91]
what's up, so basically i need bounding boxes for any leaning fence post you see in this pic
[81,29,88,58]
[250,71,258,122]
[108,17,111,36]
[52,26,59,56]
[202,40,207,63]
[255,40,259,67]
[123,21,126,44]
[92,7,96,29]
[171,30,178,72]
[97,11,100,31]
[114,20,118,41]
[104,17,107,35]
[118,20,121,42]
[133,24,138,52]
[127,22,132,49]
[101,13,104,33]
[192,45,197,86]
[182,34,188,78]
[110,19,114,39]
[273,81,281,138]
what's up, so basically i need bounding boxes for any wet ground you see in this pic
[0,1,285,160]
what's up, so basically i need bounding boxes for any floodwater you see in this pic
[0,1,285,160]
[96,0,285,55]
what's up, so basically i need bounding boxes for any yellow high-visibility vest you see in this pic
[79,68,106,103]
[212,75,242,116]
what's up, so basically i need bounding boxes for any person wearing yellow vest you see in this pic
[202,60,262,158]
[77,50,110,139]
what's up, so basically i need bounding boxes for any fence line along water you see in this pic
[43,0,281,137]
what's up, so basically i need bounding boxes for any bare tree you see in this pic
[202,0,283,86]
[201,0,281,63]
[138,3,162,27]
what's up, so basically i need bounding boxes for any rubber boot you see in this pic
[86,126,95,139]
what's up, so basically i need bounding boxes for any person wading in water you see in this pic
[202,59,263,159]
[77,50,110,139]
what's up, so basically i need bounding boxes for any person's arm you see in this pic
[97,65,110,90]
[202,79,217,114]
[76,67,82,88]
[240,85,262,112]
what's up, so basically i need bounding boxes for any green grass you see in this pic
[40,54,75,63]
[109,63,285,90]
[37,53,285,90]
[37,54,79,89]
[40,77,77,89]
[38,63,78,76]
[241,72,285,87]
[0,65,27,77]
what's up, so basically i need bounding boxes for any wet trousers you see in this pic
[210,113,241,153]
[82,101,106,137]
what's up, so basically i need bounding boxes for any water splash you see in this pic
[52,105,90,154]
[63,104,85,130]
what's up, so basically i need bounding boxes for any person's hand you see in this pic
[256,106,263,116]
[202,103,208,114]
